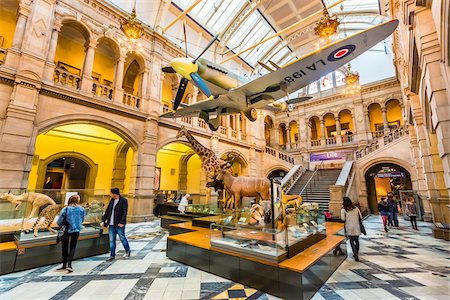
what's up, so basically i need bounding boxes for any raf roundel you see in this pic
[327,45,356,61]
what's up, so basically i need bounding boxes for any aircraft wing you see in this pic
[160,98,240,118]
[234,20,399,100]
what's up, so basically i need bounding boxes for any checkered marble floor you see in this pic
[0,216,449,299]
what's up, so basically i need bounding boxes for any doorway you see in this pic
[365,163,412,213]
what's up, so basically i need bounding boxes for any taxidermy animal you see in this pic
[217,161,271,209]
[27,204,63,237]
[0,191,57,218]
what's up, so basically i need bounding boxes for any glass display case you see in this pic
[210,201,326,262]
[211,223,287,262]
[185,203,222,216]
[0,189,107,245]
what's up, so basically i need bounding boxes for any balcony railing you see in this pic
[198,119,207,129]
[241,133,247,141]
[311,139,321,147]
[162,105,170,113]
[54,68,81,90]
[265,146,295,164]
[325,136,336,145]
[92,82,113,100]
[0,48,6,65]
[219,126,227,135]
[231,130,237,138]
[341,134,354,144]
[123,92,140,109]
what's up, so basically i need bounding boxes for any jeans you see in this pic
[348,236,359,256]
[108,225,130,257]
[389,212,399,227]
[410,216,418,229]
[381,215,388,228]
[62,232,79,268]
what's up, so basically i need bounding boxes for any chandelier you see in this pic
[120,5,144,40]
[342,63,361,95]
[314,9,340,42]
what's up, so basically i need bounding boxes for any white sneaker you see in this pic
[123,251,131,258]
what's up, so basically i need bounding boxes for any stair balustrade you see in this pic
[371,130,384,139]
[265,146,295,164]
[356,125,409,160]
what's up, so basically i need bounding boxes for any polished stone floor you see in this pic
[0,216,448,299]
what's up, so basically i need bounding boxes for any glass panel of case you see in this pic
[210,223,287,262]
[9,189,107,242]
[185,203,222,215]
[0,188,28,234]
[285,202,326,246]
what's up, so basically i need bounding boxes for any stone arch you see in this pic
[111,141,130,192]
[360,157,415,178]
[218,149,249,168]
[59,18,92,42]
[157,137,194,153]
[33,114,140,151]
[35,151,98,192]
[265,165,289,178]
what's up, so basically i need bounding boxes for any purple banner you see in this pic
[310,150,353,161]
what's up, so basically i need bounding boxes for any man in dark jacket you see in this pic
[101,188,130,261]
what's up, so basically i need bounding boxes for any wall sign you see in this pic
[310,150,353,161]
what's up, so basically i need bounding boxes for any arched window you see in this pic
[320,72,333,91]
[335,70,346,87]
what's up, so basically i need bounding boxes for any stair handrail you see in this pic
[280,164,304,193]
[299,160,324,196]
[335,161,354,195]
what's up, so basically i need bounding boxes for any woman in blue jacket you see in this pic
[56,194,85,273]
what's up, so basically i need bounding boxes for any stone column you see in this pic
[127,118,158,221]
[286,126,291,150]
[365,111,372,140]
[381,107,389,133]
[43,26,61,83]
[320,118,326,146]
[335,116,342,145]
[114,56,126,104]
[141,68,149,99]
[11,9,29,50]
[81,41,97,92]
[351,113,357,142]
[237,115,241,139]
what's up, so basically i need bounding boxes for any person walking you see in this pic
[101,188,131,261]
[155,191,166,216]
[341,197,362,262]
[177,194,190,214]
[378,197,390,232]
[405,197,419,230]
[387,193,400,228]
[56,194,85,273]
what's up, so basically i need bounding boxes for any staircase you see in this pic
[287,169,341,211]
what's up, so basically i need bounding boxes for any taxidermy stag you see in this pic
[217,158,271,208]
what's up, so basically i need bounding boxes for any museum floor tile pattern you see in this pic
[0,216,449,300]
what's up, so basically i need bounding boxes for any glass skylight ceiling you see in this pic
[173,0,297,70]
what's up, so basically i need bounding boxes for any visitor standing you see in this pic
[341,197,362,262]
[387,193,400,228]
[101,188,131,261]
[155,191,166,216]
[178,193,190,214]
[405,197,419,230]
[56,194,85,273]
[377,197,390,232]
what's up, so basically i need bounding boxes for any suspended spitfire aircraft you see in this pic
[160,19,399,131]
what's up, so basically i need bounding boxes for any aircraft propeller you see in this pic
[161,22,218,110]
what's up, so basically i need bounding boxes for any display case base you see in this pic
[167,222,346,300]
[0,233,109,275]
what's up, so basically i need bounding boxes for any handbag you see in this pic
[56,208,69,243]
[358,209,367,236]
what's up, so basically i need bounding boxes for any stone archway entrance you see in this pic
[365,163,412,213]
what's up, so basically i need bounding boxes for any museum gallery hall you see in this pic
[0,0,448,299]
